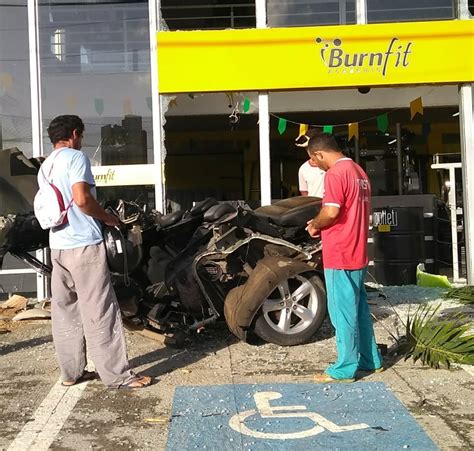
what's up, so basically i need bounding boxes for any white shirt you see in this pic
[298,160,325,198]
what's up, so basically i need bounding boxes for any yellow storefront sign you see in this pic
[91,165,155,187]
[157,20,474,94]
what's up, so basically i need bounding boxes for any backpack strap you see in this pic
[40,148,66,183]
[40,148,73,214]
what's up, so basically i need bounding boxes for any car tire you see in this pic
[253,272,326,346]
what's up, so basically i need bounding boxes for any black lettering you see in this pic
[358,53,368,66]
[382,38,398,76]
[344,53,358,67]
[328,48,343,67]
[369,53,383,66]
[395,45,403,66]
[403,42,412,66]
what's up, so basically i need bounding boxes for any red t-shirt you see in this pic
[321,158,371,270]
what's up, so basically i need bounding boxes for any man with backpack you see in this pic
[38,115,151,389]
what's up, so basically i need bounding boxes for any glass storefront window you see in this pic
[367,0,455,23]
[161,1,256,30]
[38,0,155,187]
[0,1,36,294]
[164,93,259,212]
[0,0,32,160]
[267,0,356,27]
[0,1,35,214]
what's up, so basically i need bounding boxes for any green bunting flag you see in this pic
[377,113,389,133]
[243,97,251,113]
[323,125,333,134]
[278,118,287,135]
[94,98,104,116]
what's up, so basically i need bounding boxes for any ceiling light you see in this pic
[388,139,397,145]
[452,112,460,117]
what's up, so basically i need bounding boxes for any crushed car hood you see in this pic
[0,147,39,215]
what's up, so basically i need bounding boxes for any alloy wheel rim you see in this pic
[262,275,318,335]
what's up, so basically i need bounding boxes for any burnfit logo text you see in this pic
[315,37,413,76]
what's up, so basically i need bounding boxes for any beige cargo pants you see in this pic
[51,243,136,387]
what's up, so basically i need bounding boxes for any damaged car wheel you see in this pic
[253,273,326,346]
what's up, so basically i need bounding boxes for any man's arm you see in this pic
[298,165,308,196]
[72,182,119,226]
[306,205,340,238]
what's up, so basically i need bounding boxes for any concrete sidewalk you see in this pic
[0,294,473,450]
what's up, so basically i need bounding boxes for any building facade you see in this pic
[0,1,473,295]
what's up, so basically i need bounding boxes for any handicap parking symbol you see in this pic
[166,382,438,450]
[229,391,369,440]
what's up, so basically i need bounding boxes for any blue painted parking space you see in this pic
[166,382,437,450]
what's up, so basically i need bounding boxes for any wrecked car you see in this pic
[1,147,326,346]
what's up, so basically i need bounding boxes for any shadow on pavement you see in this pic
[0,334,53,356]
[129,323,238,378]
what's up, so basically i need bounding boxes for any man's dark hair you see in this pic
[47,115,84,145]
[307,133,341,154]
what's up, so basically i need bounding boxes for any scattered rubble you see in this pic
[0,295,28,313]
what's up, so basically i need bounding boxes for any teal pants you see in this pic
[324,268,382,380]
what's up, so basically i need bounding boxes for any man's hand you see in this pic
[306,219,320,238]
[306,205,340,238]
[103,213,120,227]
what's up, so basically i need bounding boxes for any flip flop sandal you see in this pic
[314,373,355,383]
[62,370,99,387]
[117,375,152,389]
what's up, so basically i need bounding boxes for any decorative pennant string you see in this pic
[410,97,423,120]
[278,117,287,135]
[298,123,308,137]
[243,97,251,113]
[268,91,433,136]
[348,122,359,141]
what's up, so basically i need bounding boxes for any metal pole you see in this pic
[256,0,271,206]
[396,123,403,195]
[356,0,367,24]
[28,0,47,301]
[449,167,460,281]
[28,0,43,156]
[339,0,347,25]
[456,0,470,19]
[149,0,166,212]
[459,84,474,283]
[457,0,474,284]
[258,93,271,205]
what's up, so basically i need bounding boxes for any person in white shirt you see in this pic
[298,160,325,198]
[297,133,325,198]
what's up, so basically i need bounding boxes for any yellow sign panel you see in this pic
[91,164,155,187]
[157,20,474,93]
[378,224,391,233]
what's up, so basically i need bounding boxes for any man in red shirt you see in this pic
[306,133,382,382]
